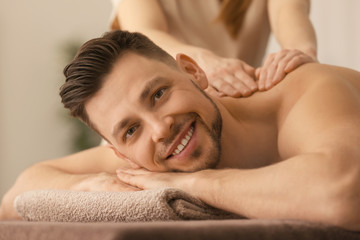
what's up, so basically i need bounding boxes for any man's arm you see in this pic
[117,151,359,230]
[113,0,257,97]
[0,146,135,220]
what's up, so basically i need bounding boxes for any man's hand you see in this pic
[72,172,141,192]
[115,167,240,213]
[116,167,196,191]
[256,49,317,91]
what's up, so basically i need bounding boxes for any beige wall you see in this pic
[1,0,359,198]
[0,0,112,197]
[267,0,360,71]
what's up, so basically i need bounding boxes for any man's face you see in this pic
[85,53,222,172]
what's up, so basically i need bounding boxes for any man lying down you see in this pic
[1,30,360,230]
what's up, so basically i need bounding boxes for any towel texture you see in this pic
[14,188,240,222]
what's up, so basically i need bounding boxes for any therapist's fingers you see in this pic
[234,70,258,93]
[258,50,297,90]
[284,52,317,73]
[204,85,225,97]
[270,52,298,86]
[238,62,257,91]
[267,50,317,89]
[211,74,253,97]
[224,73,254,97]
[257,67,269,91]
[257,52,275,90]
[211,76,243,97]
[264,50,290,88]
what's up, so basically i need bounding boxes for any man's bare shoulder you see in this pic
[277,63,360,158]
[286,63,360,88]
[278,63,359,103]
[278,63,360,120]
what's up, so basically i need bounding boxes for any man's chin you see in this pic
[168,154,220,173]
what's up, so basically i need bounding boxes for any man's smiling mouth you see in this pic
[165,122,195,160]
[171,126,194,156]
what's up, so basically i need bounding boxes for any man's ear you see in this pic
[176,53,208,90]
[108,145,141,169]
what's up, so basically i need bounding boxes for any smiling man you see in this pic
[1,31,360,230]
[84,52,224,173]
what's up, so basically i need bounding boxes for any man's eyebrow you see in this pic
[112,117,130,140]
[112,77,168,140]
[139,77,167,102]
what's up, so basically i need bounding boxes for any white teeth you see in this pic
[172,126,194,156]
[177,144,185,151]
[181,138,188,145]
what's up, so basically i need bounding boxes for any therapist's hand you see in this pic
[256,49,317,91]
[197,51,258,98]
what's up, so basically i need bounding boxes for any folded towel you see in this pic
[14,188,241,222]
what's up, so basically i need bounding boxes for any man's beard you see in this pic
[157,80,223,172]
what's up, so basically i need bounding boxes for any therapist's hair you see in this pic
[60,30,177,129]
[217,0,252,39]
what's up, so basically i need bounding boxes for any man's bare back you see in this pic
[217,63,360,169]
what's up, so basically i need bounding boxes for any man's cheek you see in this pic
[130,145,151,169]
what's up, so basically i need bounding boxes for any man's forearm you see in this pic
[0,163,89,220]
[0,156,139,220]
[0,146,134,220]
[189,153,359,230]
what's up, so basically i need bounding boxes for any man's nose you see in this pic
[150,116,174,142]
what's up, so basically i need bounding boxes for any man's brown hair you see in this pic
[60,30,176,129]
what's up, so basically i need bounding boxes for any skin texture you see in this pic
[1,53,360,231]
[114,0,317,97]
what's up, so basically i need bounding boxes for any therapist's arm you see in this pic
[257,0,318,90]
[268,0,317,59]
[114,0,257,97]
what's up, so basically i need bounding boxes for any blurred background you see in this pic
[0,0,359,199]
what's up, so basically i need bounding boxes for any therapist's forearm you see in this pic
[126,28,216,63]
[269,0,317,58]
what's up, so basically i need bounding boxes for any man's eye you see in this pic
[125,125,138,140]
[153,88,166,101]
